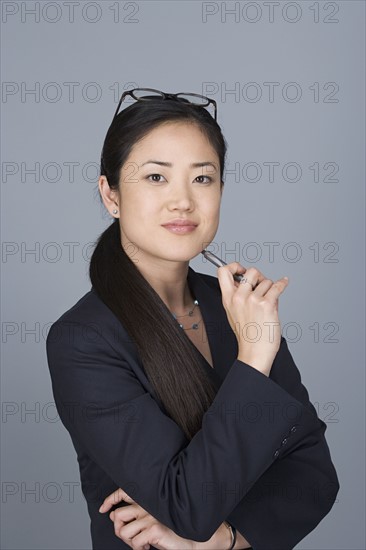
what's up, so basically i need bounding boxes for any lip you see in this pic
[161,220,198,235]
[161,219,198,227]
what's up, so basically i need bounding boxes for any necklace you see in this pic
[172,299,199,318]
[171,299,202,330]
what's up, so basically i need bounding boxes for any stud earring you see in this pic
[112,209,118,215]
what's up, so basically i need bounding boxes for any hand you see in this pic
[217,262,289,376]
[100,488,251,549]
[99,487,195,550]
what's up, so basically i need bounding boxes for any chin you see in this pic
[158,246,202,263]
[166,253,198,263]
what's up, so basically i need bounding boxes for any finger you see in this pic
[99,488,123,512]
[123,522,161,550]
[130,530,155,550]
[237,278,258,293]
[110,503,142,524]
[263,277,289,303]
[217,262,246,295]
[252,278,274,296]
[116,516,152,546]
[236,270,266,294]
[241,267,266,287]
[110,505,147,541]
[225,261,247,277]
[99,488,134,513]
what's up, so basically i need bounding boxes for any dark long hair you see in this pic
[89,98,227,440]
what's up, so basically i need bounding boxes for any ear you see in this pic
[98,176,120,217]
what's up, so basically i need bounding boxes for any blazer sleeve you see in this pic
[46,321,332,543]
[226,338,340,550]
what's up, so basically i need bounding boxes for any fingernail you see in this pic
[283,276,289,281]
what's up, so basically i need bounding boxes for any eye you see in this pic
[146,174,166,184]
[195,175,213,184]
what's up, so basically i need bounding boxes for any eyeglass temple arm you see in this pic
[113,90,134,119]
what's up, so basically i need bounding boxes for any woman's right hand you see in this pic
[217,262,289,377]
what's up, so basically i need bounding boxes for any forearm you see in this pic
[194,523,251,550]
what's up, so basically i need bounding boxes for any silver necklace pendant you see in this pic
[173,298,201,330]
[173,299,199,319]
[188,300,198,317]
[179,319,201,330]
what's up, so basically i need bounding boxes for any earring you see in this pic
[112,209,118,215]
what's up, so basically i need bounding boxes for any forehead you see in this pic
[128,121,218,157]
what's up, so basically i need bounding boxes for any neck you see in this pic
[128,253,194,314]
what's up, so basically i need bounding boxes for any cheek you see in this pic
[119,195,158,232]
[121,191,152,215]
[202,198,221,219]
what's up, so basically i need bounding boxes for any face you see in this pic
[103,121,223,265]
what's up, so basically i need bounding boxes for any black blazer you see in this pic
[46,266,340,550]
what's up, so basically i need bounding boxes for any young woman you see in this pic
[46,88,339,550]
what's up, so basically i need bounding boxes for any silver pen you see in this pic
[201,249,245,283]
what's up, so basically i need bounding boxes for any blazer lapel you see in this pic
[187,266,238,387]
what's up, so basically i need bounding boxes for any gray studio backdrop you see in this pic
[1,1,365,549]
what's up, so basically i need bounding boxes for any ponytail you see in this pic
[89,220,218,440]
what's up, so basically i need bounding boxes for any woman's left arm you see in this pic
[224,337,340,550]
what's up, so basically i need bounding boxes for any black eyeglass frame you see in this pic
[112,87,217,122]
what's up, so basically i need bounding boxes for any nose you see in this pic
[167,181,195,211]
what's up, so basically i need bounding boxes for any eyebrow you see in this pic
[140,160,218,171]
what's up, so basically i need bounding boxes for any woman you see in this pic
[46,88,339,550]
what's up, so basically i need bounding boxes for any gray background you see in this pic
[1,1,365,548]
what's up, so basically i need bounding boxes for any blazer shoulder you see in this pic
[46,287,125,351]
[51,287,116,325]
